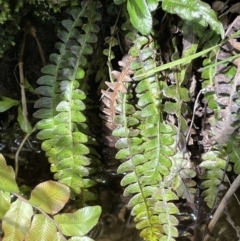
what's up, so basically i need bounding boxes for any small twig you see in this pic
[203,174,240,241]
[19,32,31,134]
[29,25,46,65]
[15,126,36,177]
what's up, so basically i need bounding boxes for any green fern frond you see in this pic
[204,17,240,145]
[199,18,240,208]
[199,150,229,208]
[104,35,180,241]
[228,137,240,174]
[165,152,196,203]
[201,31,220,121]
[33,1,102,194]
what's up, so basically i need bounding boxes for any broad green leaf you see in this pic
[162,0,224,39]
[54,206,101,236]
[68,237,94,241]
[0,96,19,112]
[0,154,19,193]
[146,0,159,11]
[127,0,152,35]
[29,181,70,215]
[17,105,33,134]
[2,199,33,241]
[0,191,11,219]
[25,214,57,241]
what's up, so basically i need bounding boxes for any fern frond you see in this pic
[33,1,102,194]
[199,150,228,208]
[105,35,180,241]
[209,16,240,144]
[227,136,240,174]
[199,19,240,207]
[165,152,196,204]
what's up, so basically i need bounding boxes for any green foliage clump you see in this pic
[0,154,101,241]
[33,1,102,195]
[2,0,240,240]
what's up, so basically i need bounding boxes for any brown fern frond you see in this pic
[100,54,135,168]
[211,16,240,143]
[100,55,135,124]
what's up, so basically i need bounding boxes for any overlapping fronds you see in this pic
[209,16,240,144]
[100,35,180,240]
[199,17,240,208]
[0,154,101,241]
[33,1,102,194]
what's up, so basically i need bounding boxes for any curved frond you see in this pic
[34,1,102,194]
[100,35,180,240]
